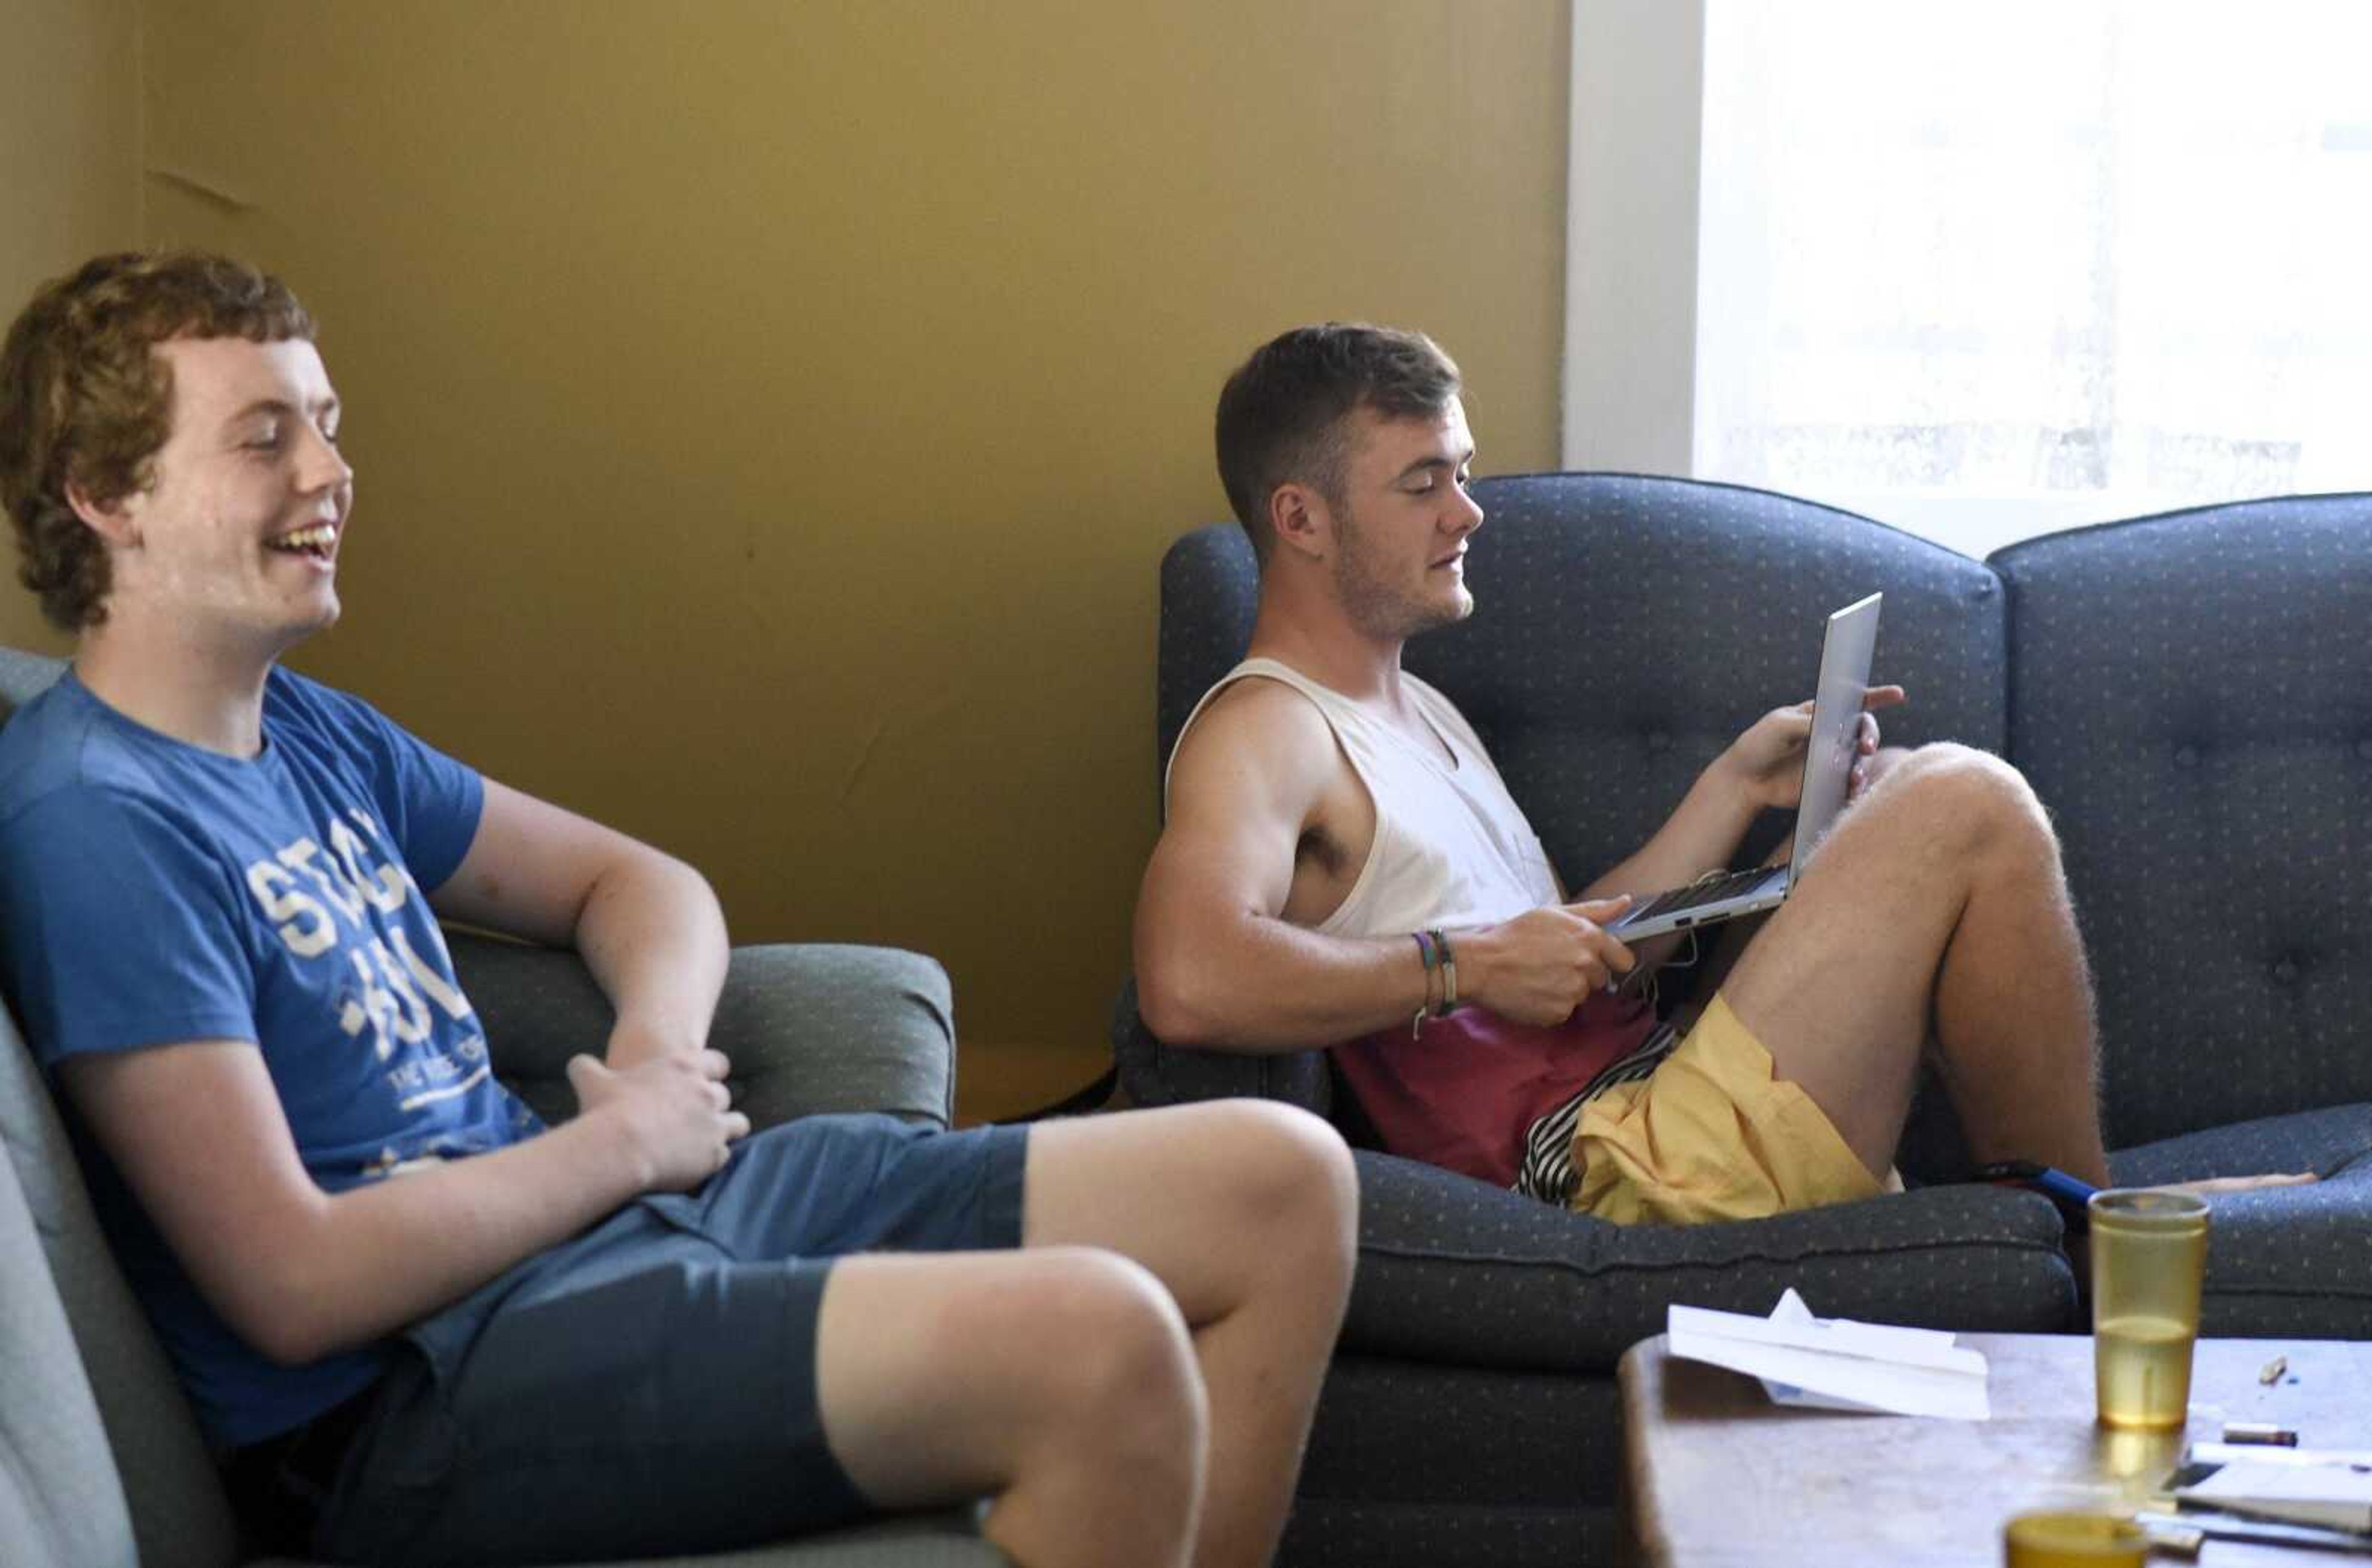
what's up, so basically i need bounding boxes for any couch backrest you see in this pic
[1140,475,2009,1165]
[1395,475,2008,886]
[1993,494,2372,1148]
[0,650,246,1568]
[0,1058,138,1568]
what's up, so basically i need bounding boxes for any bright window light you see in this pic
[1694,1,2372,554]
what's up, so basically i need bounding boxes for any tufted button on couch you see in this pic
[1117,475,2372,1568]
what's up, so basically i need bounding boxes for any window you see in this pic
[1568,1,2372,556]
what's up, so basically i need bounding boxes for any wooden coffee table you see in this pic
[1621,1332,2372,1566]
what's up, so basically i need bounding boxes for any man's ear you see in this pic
[1268,481,1331,561]
[64,480,140,548]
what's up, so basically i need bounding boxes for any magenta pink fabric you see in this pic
[1334,991,1659,1188]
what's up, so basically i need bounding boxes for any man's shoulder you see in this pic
[0,677,180,833]
[1177,668,1341,769]
[1164,666,1353,831]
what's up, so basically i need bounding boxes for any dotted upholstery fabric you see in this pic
[1995,498,2372,1348]
[1344,1149,2070,1372]
[2107,1105,2372,1336]
[1400,474,2008,901]
[1285,1356,1624,1568]
[1298,1354,1630,1514]
[1994,499,2372,1147]
[1279,1498,1621,1568]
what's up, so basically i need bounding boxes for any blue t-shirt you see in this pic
[0,668,542,1446]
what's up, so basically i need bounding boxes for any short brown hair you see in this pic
[0,251,316,629]
[1214,323,1462,561]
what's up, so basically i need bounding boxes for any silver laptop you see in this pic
[1609,592,1882,940]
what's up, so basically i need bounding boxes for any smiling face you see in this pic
[94,335,352,658]
[1325,401,1483,640]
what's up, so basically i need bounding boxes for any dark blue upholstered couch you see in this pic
[1116,476,2372,1568]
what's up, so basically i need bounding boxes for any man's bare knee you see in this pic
[1018,1248,1207,1493]
[1196,1101,1358,1273]
[1873,742,2056,859]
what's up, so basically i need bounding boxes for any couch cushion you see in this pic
[1110,977,1332,1118]
[0,1109,138,1568]
[1279,1498,1617,1568]
[1298,1353,1627,1514]
[0,1024,240,1568]
[447,935,962,1132]
[2106,1102,2372,1338]
[1342,1150,2074,1378]
[0,648,64,716]
[1993,496,2372,1150]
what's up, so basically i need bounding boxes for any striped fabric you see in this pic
[1513,1020,1680,1205]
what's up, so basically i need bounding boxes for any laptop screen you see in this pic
[1788,592,1883,876]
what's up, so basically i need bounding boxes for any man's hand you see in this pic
[1719,685,1907,810]
[1457,897,1637,1026]
[567,1049,751,1193]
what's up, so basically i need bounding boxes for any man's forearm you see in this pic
[1140,917,1430,1052]
[230,1110,657,1365]
[575,850,729,1067]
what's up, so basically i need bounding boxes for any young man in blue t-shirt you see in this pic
[0,251,1356,1568]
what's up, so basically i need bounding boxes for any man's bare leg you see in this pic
[814,1101,1354,1568]
[817,1246,1207,1568]
[1020,1101,1358,1568]
[1692,744,2310,1201]
[1714,743,2114,1185]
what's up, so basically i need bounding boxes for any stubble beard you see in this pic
[1332,516,1473,643]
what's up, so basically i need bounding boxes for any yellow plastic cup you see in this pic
[2003,1510,2148,1567]
[2088,1189,2210,1430]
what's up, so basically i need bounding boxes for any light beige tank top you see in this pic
[1166,657,1558,936]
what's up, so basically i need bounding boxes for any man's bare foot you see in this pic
[2152,1172,2318,1197]
[2065,1173,2317,1278]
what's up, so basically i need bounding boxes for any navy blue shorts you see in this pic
[313,1113,1029,1567]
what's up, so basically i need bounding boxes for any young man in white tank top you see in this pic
[1134,324,2307,1223]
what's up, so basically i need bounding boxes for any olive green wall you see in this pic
[116,2,1570,1107]
[2,0,141,656]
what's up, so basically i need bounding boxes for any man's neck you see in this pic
[1244,592,1408,708]
[74,621,277,758]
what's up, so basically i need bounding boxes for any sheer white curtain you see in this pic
[1686,1,2372,555]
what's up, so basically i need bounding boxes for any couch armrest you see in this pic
[1346,1149,2077,1373]
[1108,977,1333,1118]
[449,933,957,1133]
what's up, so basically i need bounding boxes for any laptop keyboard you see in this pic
[1625,864,1785,923]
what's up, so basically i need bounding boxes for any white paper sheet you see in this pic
[1665,1288,1991,1420]
[2177,1458,2372,1533]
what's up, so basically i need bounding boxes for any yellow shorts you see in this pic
[1567,994,1883,1225]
